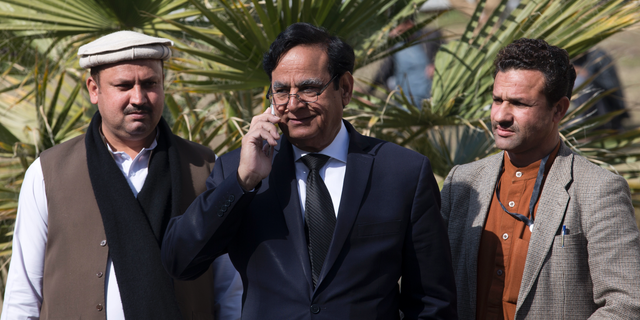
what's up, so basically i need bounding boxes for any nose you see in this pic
[284,93,306,113]
[130,85,148,106]
[491,101,513,125]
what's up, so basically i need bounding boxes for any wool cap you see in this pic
[419,0,451,12]
[78,30,173,69]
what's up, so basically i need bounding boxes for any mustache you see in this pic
[123,105,153,115]
[492,120,517,132]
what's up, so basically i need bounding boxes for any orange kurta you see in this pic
[476,143,560,320]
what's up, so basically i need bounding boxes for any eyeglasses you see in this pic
[267,74,338,106]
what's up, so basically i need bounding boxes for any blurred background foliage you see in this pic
[0,0,639,301]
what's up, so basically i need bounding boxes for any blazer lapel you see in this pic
[516,144,573,311]
[465,152,504,313]
[271,136,313,293]
[316,122,374,290]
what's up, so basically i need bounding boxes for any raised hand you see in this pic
[237,107,281,191]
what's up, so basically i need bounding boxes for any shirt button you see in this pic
[96,304,104,311]
[97,272,103,278]
[502,233,509,240]
[100,240,107,247]
[310,304,321,314]
[508,201,515,208]
[516,171,522,177]
[497,269,504,276]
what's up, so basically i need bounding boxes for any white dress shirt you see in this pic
[292,121,349,217]
[1,139,242,320]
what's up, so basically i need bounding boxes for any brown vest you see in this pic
[39,134,217,320]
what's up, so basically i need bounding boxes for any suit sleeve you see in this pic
[162,155,257,281]
[585,174,640,319]
[400,157,458,320]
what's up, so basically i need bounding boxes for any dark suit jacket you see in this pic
[162,121,457,320]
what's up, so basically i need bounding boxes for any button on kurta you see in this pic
[502,233,509,240]
[508,201,515,208]
[96,304,103,311]
[497,269,504,276]
[515,171,522,177]
[100,240,107,247]
[97,272,103,278]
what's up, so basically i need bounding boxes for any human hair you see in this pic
[90,64,106,86]
[263,22,355,89]
[89,59,164,87]
[493,38,576,106]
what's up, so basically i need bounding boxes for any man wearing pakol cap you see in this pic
[1,31,242,320]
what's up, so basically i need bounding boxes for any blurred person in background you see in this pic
[573,48,629,130]
[374,0,449,107]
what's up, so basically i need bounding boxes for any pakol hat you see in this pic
[78,30,173,69]
[419,0,451,12]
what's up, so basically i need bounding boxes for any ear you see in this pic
[553,96,570,123]
[340,71,354,107]
[87,76,100,105]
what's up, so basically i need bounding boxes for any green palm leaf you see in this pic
[166,0,435,93]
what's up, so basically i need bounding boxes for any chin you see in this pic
[495,137,517,149]
[494,139,506,150]
[126,127,154,138]
[285,126,319,140]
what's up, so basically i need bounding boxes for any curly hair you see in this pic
[493,38,576,106]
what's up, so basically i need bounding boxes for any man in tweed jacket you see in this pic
[441,38,640,319]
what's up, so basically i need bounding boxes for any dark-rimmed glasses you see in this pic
[267,74,338,106]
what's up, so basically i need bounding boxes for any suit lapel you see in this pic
[271,136,314,293]
[516,144,573,311]
[465,152,504,312]
[316,122,374,290]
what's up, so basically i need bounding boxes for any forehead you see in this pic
[493,69,546,97]
[98,59,163,79]
[272,45,329,83]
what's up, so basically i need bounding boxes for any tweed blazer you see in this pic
[441,142,640,319]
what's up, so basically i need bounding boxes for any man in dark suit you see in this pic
[162,23,457,320]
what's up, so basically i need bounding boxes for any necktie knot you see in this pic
[301,154,330,172]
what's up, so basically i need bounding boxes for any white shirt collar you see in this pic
[292,121,348,163]
[105,130,159,160]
